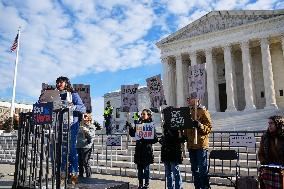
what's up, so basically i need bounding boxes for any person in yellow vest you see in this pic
[103,101,113,135]
[184,94,212,189]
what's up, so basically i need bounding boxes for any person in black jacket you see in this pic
[128,109,158,189]
[160,127,186,189]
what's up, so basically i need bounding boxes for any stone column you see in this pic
[162,57,170,105]
[281,35,284,58]
[260,38,277,109]
[241,41,256,110]
[189,51,197,66]
[223,44,236,111]
[205,48,217,112]
[175,54,185,107]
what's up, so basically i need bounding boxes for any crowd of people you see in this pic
[43,76,284,189]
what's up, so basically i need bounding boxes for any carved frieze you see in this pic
[162,11,284,44]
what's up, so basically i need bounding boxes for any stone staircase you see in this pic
[0,108,282,186]
[212,108,284,130]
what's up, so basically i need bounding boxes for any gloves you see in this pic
[192,120,201,128]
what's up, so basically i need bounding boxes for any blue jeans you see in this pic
[165,162,182,189]
[188,149,209,189]
[61,122,79,175]
[137,164,150,187]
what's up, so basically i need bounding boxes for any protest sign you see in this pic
[146,75,166,110]
[32,102,53,125]
[163,107,192,129]
[121,84,139,112]
[73,84,92,113]
[229,134,256,148]
[106,136,122,146]
[135,122,155,140]
[188,64,206,101]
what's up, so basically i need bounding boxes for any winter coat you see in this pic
[160,128,186,164]
[129,119,158,166]
[258,131,284,165]
[184,106,212,149]
[76,123,96,149]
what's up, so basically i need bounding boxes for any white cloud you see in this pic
[0,0,282,103]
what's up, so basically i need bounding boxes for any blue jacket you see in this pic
[71,92,86,122]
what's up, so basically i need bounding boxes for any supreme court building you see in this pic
[156,10,284,112]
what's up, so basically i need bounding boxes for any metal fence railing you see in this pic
[0,130,265,186]
[91,130,265,185]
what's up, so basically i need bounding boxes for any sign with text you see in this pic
[135,122,155,140]
[163,107,192,129]
[106,136,121,146]
[73,84,92,113]
[188,64,206,101]
[32,102,53,125]
[146,74,166,110]
[229,134,256,148]
[121,84,139,112]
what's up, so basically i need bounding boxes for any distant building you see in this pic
[103,87,162,133]
[0,100,33,129]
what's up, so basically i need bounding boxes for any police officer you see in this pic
[103,101,113,135]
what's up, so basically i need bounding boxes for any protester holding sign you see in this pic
[76,113,95,178]
[56,76,86,184]
[128,109,158,189]
[184,95,212,189]
[160,126,186,189]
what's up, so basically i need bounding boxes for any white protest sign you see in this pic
[106,136,122,146]
[188,64,206,101]
[121,84,139,112]
[229,134,256,148]
[146,75,166,109]
[135,122,155,140]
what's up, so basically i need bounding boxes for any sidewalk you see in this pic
[0,163,232,188]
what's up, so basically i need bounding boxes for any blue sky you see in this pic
[0,0,283,123]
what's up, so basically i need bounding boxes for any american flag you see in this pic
[10,34,18,52]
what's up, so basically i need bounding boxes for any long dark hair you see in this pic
[56,76,75,93]
[268,115,284,137]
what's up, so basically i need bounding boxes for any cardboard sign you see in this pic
[229,134,256,148]
[106,136,121,146]
[32,102,53,125]
[135,122,155,140]
[188,64,206,102]
[121,84,139,112]
[73,84,92,113]
[146,75,166,109]
[163,107,192,129]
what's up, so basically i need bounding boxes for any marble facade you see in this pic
[156,10,284,112]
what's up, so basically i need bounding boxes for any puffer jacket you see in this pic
[185,106,212,149]
[129,119,158,166]
[76,123,95,149]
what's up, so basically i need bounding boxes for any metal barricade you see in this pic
[12,108,71,189]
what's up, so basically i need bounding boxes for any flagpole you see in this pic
[10,27,21,131]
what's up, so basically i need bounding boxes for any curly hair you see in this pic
[268,115,284,137]
[56,76,74,92]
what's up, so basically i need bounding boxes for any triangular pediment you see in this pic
[157,10,284,46]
